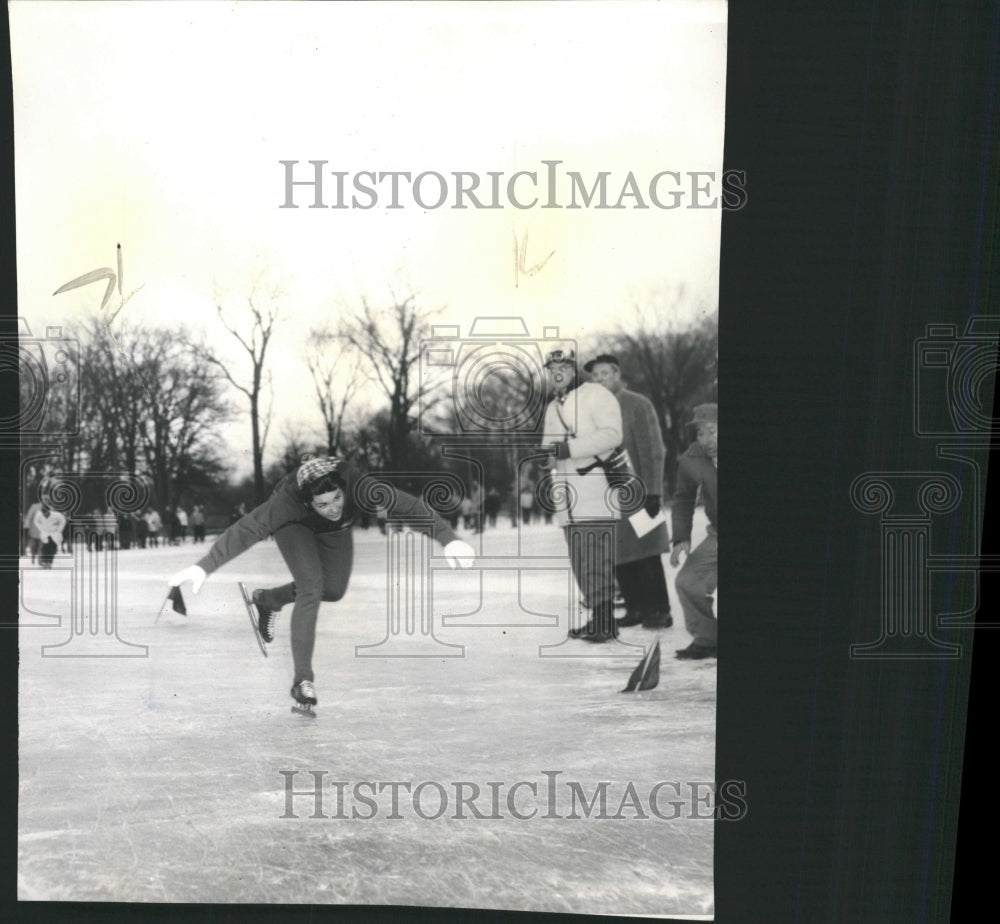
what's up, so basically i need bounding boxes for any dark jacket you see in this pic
[671,443,717,545]
[617,388,665,496]
[615,387,669,563]
[197,467,458,576]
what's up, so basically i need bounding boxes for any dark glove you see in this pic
[552,441,571,460]
[644,494,661,517]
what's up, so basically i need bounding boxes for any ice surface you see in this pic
[18,515,715,915]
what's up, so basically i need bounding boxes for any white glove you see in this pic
[443,540,475,570]
[168,565,207,594]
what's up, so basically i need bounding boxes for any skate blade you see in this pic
[291,703,316,718]
[238,581,269,658]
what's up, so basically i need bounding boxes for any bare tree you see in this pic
[337,289,443,470]
[77,315,146,475]
[305,326,364,456]
[265,423,322,486]
[423,363,539,494]
[194,271,282,504]
[64,316,231,505]
[136,335,233,508]
[602,287,718,494]
[18,329,84,474]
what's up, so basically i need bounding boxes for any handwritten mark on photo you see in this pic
[53,243,145,344]
[513,231,555,288]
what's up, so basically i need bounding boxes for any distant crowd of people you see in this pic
[116,504,208,549]
[446,480,551,534]
[20,501,209,563]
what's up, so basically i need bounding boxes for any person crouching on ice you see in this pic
[167,457,475,709]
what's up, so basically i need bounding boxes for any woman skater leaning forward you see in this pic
[168,457,475,710]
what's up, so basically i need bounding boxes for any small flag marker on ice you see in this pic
[156,586,187,623]
[621,639,661,692]
[168,586,188,616]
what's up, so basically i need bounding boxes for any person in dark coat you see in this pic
[585,354,672,629]
[24,501,42,563]
[166,508,181,545]
[118,511,135,550]
[191,505,206,543]
[136,512,149,549]
[484,487,501,529]
[671,404,718,659]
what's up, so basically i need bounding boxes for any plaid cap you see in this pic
[296,456,344,491]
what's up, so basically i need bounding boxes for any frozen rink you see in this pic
[18,514,716,916]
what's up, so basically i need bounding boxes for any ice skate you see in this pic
[251,589,278,642]
[237,581,270,657]
[290,680,317,717]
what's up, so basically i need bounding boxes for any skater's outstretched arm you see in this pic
[167,490,299,592]
[380,486,475,569]
[195,496,294,576]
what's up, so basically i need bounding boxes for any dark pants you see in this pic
[564,521,616,636]
[39,538,58,567]
[676,529,717,648]
[615,555,671,618]
[256,523,353,683]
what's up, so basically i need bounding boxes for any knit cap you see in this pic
[296,456,345,491]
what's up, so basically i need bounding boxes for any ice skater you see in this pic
[33,503,66,570]
[145,508,162,548]
[24,500,42,564]
[167,457,475,712]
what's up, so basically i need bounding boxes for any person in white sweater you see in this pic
[32,503,66,569]
[538,348,625,643]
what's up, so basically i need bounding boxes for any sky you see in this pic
[10,0,728,478]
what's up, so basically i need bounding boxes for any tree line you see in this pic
[21,282,717,518]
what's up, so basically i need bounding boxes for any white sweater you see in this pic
[33,509,66,544]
